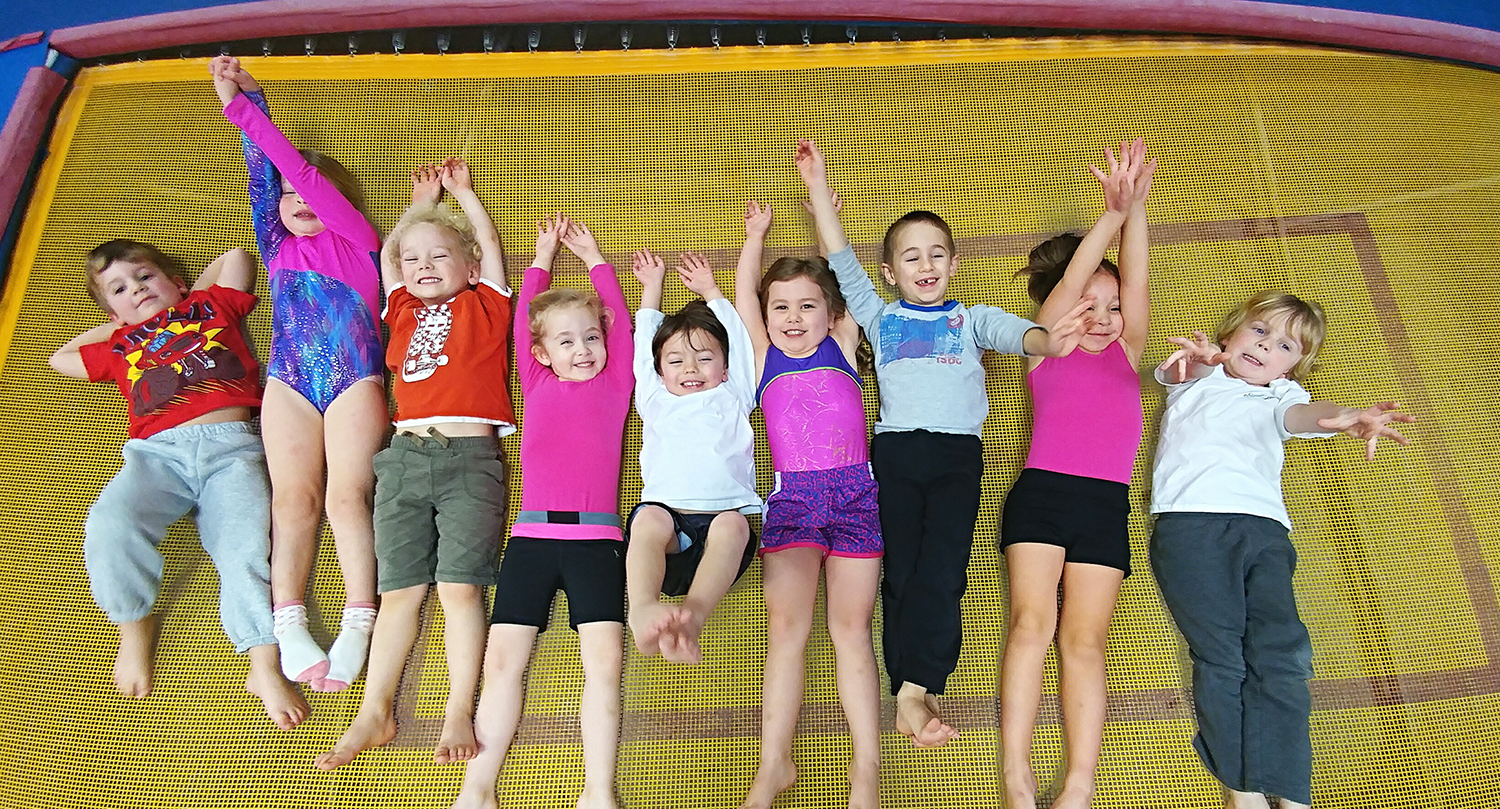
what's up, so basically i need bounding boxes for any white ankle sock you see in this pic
[316,605,378,691]
[272,604,328,682]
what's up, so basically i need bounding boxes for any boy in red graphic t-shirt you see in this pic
[49,239,307,729]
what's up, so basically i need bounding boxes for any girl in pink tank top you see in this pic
[999,140,1156,809]
[732,201,883,809]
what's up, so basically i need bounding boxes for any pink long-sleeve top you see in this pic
[509,263,635,541]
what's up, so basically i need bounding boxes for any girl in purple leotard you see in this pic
[733,200,882,809]
[211,57,384,692]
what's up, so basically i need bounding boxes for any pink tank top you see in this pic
[1024,340,1142,484]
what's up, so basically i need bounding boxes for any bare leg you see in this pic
[624,506,684,658]
[576,622,623,809]
[113,616,157,698]
[261,381,329,681]
[450,624,539,809]
[315,584,427,770]
[741,547,821,809]
[1224,789,1273,809]
[999,543,1066,807]
[663,512,751,664]
[1279,799,1311,809]
[245,643,308,729]
[320,379,387,688]
[1052,562,1124,809]
[824,556,883,809]
[436,582,487,764]
[893,681,958,748]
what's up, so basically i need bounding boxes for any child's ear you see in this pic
[879,263,897,287]
[468,263,482,285]
[950,255,960,278]
[531,342,553,367]
[173,276,189,295]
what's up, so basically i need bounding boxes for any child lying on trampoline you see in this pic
[1151,293,1413,809]
[49,239,308,730]
[316,159,513,771]
[624,248,760,666]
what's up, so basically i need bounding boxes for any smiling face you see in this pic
[398,222,479,304]
[533,304,607,382]
[1221,313,1305,386]
[279,178,326,237]
[765,275,834,358]
[880,220,958,307]
[94,259,188,325]
[658,328,728,396]
[1077,270,1123,354]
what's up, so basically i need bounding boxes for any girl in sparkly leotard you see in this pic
[211,56,383,691]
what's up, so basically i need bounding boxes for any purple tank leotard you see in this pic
[757,336,881,558]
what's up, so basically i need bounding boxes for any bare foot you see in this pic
[894,686,958,748]
[848,758,879,809]
[740,756,797,809]
[448,785,498,809]
[628,601,680,657]
[246,645,308,729]
[575,783,619,809]
[314,711,397,770]
[113,617,157,699]
[435,711,478,764]
[659,608,705,664]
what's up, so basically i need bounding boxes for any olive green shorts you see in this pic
[373,432,507,593]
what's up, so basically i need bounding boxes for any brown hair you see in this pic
[300,149,368,218]
[1017,233,1119,306]
[651,300,729,374]
[759,255,872,375]
[1216,291,1327,381]
[527,288,608,347]
[881,210,955,267]
[84,239,182,308]
[382,201,482,270]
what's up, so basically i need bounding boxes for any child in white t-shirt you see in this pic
[1150,291,1413,809]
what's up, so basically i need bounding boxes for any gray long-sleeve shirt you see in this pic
[828,245,1037,437]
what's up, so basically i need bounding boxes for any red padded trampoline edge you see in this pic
[44,0,1500,68]
[0,67,67,247]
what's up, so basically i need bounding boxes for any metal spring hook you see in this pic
[574,26,585,52]
[756,26,766,47]
[392,31,405,55]
[348,35,357,56]
[711,26,721,49]
[667,25,678,50]
[801,26,811,46]
[304,37,315,56]
[621,26,631,51]
[527,27,540,53]
[846,26,857,44]
[437,31,450,55]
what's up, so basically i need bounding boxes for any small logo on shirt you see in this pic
[403,304,453,382]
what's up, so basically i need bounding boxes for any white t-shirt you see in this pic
[1150,365,1330,528]
[633,298,762,514]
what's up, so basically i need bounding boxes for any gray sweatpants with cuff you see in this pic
[84,421,276,653]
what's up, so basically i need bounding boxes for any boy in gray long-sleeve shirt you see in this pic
[796,139,1089,748]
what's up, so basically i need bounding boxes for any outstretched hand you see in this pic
[1317,402,1415,460]
[1128,137,1157,206]
[745,201,774,239]
[1036,297,1092,357]
[535,214,570,266]
[561,220,606,267]
[208,55,261,107]
[441,158,472,192]
[794,138,830,190]
[677,253,724,300]
[411,164,444,206]
[1158,331,1228,382]
[632,249,666,290]
[1088,139,1140,215]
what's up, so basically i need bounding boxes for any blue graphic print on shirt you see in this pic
[878,311,966,365]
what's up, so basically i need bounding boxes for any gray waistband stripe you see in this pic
[514,510,621,528]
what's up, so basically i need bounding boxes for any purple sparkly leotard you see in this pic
[757,335,881,558]
[225,92,383,413]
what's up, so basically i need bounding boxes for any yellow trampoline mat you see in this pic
[1,38,1498,808]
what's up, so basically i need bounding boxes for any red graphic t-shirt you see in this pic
[80,286,263,439]
[383,278,516,434]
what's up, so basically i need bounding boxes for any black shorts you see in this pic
[491,537,625,629]
[625,502,759,597]
[1000,468,1132,576]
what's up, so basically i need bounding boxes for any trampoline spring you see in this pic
[438,31,451,55]
[304,37,315,56]
[711,26,721,49]
[347,35,357,56]
[938,28,946,41]
[667,25,678,50]
[757,26,766,47]
[892,28,900,42]
[261,39,272,56]
[392,31,405,55]
[846,25,857,44]
[621,26,631,51]
[528,27,540,52]
[483,29,495,53]
[180,47,191,59]
[801,26,811,46]
[575,26,586,52]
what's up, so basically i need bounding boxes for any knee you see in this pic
[382,584,429,609]
[766,604,814,644]
[437,582,483,610]
[271,483,322,523]
[1007,607,1057,650]
[827,610,874,648]
[710,512,750,543]
[323,485,373,524]
[483,640,532,681]
[627,508,675,550]
[1057,626,1108,664]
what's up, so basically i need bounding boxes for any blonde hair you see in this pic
[299,149,368,218]
[528,288,609,347]
[84,239,181,309]
[1216,291,1327,381]
[382,202,482,270]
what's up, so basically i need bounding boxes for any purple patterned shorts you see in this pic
[762,463,883,558]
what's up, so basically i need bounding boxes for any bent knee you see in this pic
[710,511,750,540]
[628,507,676,547]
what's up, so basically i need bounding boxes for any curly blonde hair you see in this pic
[382,201,482,270]
[1216,291,1327,381]
[527,288,609,347]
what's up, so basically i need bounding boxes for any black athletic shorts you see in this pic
[491,537,625,628]
[625,502,758,597]
[1000,468,1132,576]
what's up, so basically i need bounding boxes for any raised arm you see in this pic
[515,215,566,392]
[1118,138,1156,364]
[1034,143,1135,330]
[379,164,446,293]
[192,247,255,293]
[734,201,773,361]
[564,222,633,377]
[795,139,851,257]
[441,159,508,291]
[211,56,285,262]
[631,250,667,403]
[1283,400,1415,460]
[49,322,119,380]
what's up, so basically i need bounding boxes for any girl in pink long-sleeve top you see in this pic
[451,216,633,809]
[210,57,384,693]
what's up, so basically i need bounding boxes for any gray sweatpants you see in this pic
[84,421,276,652]
[1150,512,1314,806]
